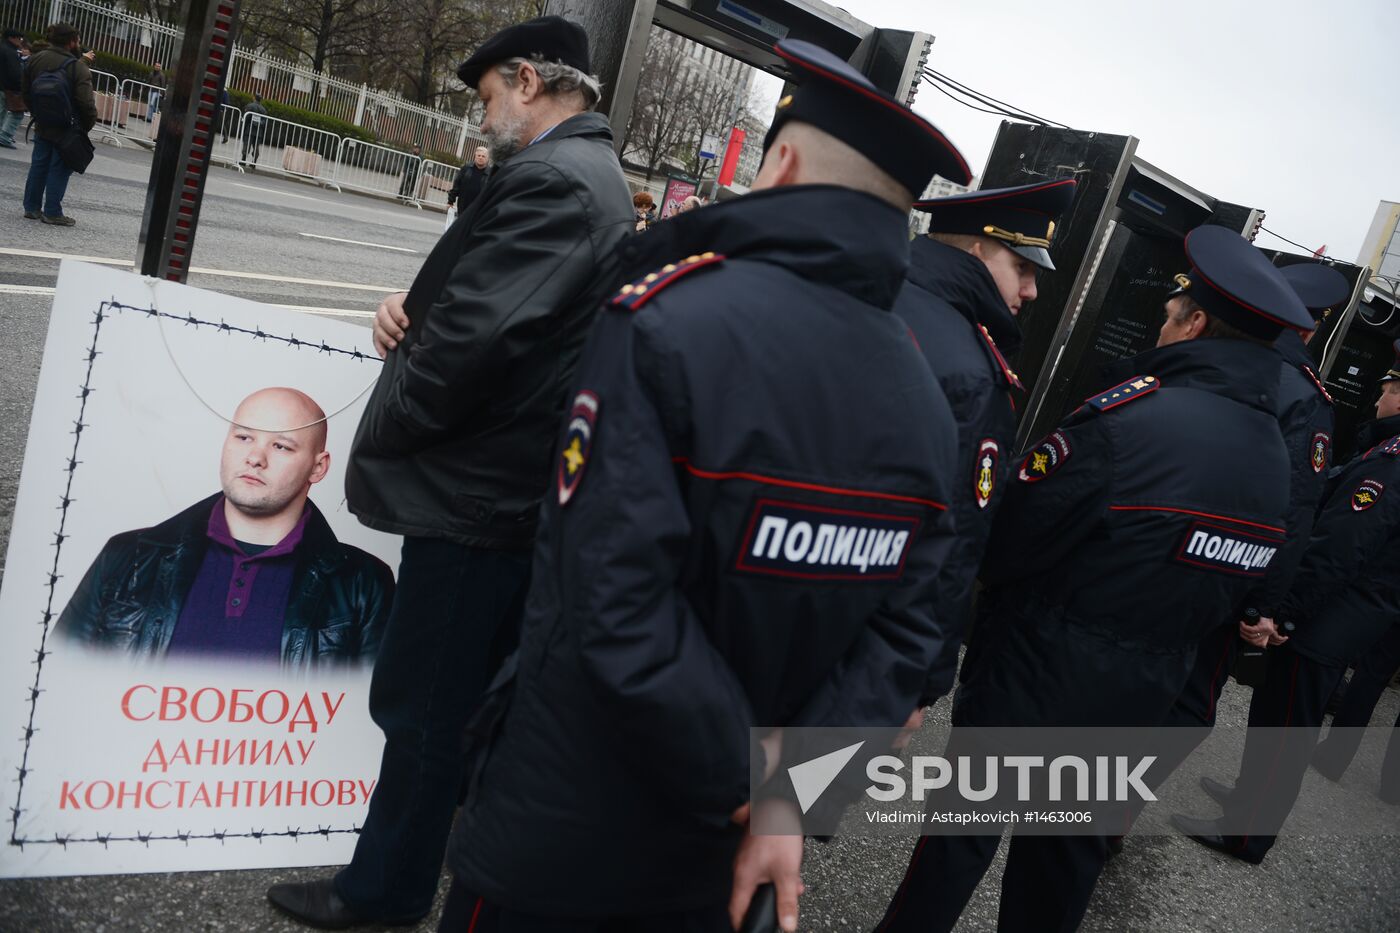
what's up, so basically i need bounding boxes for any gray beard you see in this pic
[484,113,529,164]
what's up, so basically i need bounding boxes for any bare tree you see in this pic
[238,0,391,76]
[622,29,704,181]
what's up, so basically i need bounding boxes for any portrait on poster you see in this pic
[0,262,399,877]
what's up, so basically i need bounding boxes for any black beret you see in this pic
[1168,225,1314,339]
[915,179,1078,271]
[763,39,970,197]
[1280,263,1350,320]
[457,16,590,90]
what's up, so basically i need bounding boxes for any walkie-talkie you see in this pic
[738,884,778,933]
[1233,607,1267,688]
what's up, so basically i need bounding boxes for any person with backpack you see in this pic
[21,22,96,226]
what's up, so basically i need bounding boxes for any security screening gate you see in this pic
[544,0,935,151]
[136,0,240,283]
[974,123,1370,447]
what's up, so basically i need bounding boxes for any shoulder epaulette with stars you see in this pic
[610,252,725,311]
[977,324,1023,391]
[1300,364,1334,405]
[1379,436,1400,457]
[1084,375,1159,412]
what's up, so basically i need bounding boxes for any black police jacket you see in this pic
[1282,429,1400,667]
[1242,330,1335,615]
[955,338,1290,728]
[53,494,394,667]
[346,112,635,549]
[897,235,1022,702]
[449,185,959,916]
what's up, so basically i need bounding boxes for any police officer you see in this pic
[875,225,1313,932]
[1179,343,1400,860]
[898,179,1077,701]
[1120,263,1349,822]
[435,40,970,933]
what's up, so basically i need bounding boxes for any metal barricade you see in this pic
[208,104,243,165]
[87,68,124,146]
[236,111,341,186]
[113,79,166,143]
[331,139,427,206]
[416,159,461,211]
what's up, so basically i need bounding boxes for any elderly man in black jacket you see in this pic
[266,16,633,930]
[55,387,391,666]
[447,144,490,214]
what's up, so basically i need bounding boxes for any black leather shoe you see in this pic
[1200,775,1234,806]
[1170,814,1264,864]
[267,879,372,930]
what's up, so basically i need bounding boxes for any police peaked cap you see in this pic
[763,39,971,196]
[457,16,591,89]
[1167,225,1314,339]
[915,179,1078,271]
[1379,339,1400,385]
[1280,263,1351,320]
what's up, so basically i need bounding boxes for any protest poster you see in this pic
[0,262,397,877]
[660,176,698,219]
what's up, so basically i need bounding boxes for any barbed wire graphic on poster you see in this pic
[0,262,399,878]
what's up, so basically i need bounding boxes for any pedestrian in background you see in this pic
[240,92,267,165]
[0,29,24,149]
[145,61,164,120]
[21,22,95,226]
[398,143,422,201]
[679,193,703,212]
[445,144,490,227]
[218,86,230,143]
[632,189,654,230]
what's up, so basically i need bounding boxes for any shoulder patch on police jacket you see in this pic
[557,391,599,506]
[1352,479,1384,511]
[977,325,1023,391]
[1018,431,1072,483]
[1300,364,1334,405]
[1311,432,1331,473]
[1085,375,1158,412]
[610,252,725,311]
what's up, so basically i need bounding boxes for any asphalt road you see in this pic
[1,139,1398,932]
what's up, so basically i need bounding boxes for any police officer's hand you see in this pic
[372,291,411,357]
[1239,616,1287,648]
[1260,616,1289,646]
[729,798,805,933]
[894,707,925,751]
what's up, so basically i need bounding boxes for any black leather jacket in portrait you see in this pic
[54,494,394,667]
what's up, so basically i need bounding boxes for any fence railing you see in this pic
[233,111,343,183]
[416,159,459,211]
[331,138,427,206]
[13,0,485,159]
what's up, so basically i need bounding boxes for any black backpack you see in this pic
[27,55,77,129]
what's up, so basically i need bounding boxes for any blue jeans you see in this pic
[23,137,73,217]
[335,537,531,921]
[0,110,22,145]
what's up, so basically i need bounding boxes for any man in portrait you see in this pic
[56,387,393,667]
